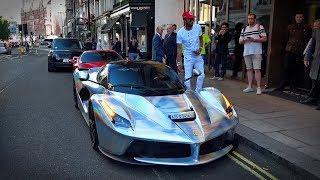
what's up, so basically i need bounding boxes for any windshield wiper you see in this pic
[109,83,162,95]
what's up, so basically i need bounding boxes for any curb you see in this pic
[235,124,320,179]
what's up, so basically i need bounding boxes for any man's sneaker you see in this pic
[210,76,219,80]
[243,87,254,93]
[256,87,262,95]
[218,77,224,81]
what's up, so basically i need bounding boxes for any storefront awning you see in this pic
[101,17,120,33]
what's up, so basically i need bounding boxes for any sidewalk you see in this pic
[201,72,320,178]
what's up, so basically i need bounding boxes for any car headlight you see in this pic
[221,94,235,118]
[100,101,131,128]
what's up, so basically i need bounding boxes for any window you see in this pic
[53,39,82,50]
[100,63,185,96]
[81,51,123,63]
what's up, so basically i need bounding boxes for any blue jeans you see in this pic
[129,53,138,61]
[214,53,228,78]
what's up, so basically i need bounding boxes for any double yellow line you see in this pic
[228,151,278,180]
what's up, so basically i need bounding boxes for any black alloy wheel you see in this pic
[89,104,99,151]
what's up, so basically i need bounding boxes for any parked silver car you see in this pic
[0,42,11,55]
[73,60,239,165]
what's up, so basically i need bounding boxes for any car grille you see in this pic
[199,133,231,155]
[126,140,191,158]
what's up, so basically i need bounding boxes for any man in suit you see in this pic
[164,24,178,72]
[152,26,165,63]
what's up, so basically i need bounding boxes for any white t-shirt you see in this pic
[239,24,267,56]
[177,24,202,56]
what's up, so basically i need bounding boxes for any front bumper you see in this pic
[49,61,73,68]
[96,119,236,165]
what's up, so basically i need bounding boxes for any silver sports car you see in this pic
[73,60,239,166]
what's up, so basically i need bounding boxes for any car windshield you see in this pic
[105,63,185,96]
[81,51,123,63]
[53,39,82,50]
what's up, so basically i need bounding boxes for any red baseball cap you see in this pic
[182,11,195,20]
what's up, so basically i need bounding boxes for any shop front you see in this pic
[101,0,154,59]
[188,0,319,89]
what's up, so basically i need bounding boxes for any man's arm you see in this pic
[176,43,183,71]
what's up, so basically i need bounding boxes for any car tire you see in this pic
[73,82,79,109]
[48,64,55,72]
[89,104,99,151]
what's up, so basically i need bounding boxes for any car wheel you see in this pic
[73,82,79,109]
[89,104,99,151]
[48,64,55,72]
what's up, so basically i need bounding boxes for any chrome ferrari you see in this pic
[72,60,239,165]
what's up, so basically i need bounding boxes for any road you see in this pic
[0,49,305,179]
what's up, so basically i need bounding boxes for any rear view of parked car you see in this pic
[0,42,11,55]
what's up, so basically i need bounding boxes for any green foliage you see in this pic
[0,17,11,40]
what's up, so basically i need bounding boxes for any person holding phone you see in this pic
[239,13,267,95]
[212,22,232,81]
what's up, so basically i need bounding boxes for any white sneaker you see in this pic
[210,76,219,80]
[256,87,262,95]
[243,87,254,93]
[218,77,224,81]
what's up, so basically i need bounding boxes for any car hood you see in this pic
[52,49,83,59]
[79,61,107,69]
[103,89,238,143]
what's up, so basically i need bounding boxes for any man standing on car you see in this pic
[176,11,205,92]
[239,13,267,95]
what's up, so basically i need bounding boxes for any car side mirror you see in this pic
[69,56,79,64]
[78,71,89,81]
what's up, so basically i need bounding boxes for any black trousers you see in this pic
[280,52,303,89]
[166,55,178,73]
[232,53,243,76]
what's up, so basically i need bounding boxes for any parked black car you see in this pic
[48,38,84,72]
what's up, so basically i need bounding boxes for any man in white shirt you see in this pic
[239,13,267,95]
[176,11,205,92]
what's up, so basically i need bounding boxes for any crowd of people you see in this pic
[85,10,320,109]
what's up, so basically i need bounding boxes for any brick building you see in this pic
[21,0,52,36]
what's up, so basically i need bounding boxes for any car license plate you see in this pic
[170,111,195,120]
[63,58,69,63]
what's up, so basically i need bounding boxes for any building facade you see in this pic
[185,0,320,88]
[21,0,52,36]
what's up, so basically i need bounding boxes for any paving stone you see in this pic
[297,146,320,161]
[263,116,320,130]
[265,132,307,148]
[240,120,282,133]
[282,127,320,146]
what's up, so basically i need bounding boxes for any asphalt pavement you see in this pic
[0,50,308,179]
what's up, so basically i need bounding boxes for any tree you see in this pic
[0,17,10,40]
